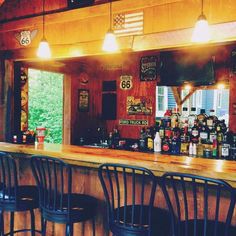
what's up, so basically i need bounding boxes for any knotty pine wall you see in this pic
[71,51,157,143]
[70,44,236,144]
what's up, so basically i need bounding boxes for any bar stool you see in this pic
[0,152,40,235]
[98,163,171,236]
[31,155,97,236]
[161,172,236,236]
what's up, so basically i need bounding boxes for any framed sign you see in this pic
[120,75,133,90]
[140,56,159,81]
[78,89,89,112]
[127,96,152,115]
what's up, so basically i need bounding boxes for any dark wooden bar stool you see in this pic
[31,155,97,236]
[161,172,236,236]
[98,163,170,236]
[0,151,40,235]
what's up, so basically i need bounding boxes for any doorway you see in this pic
[28,69,64,144]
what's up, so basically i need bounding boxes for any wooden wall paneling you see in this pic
[63,73,72,144]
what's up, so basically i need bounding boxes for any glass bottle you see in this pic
[139,128,146,151]
[199,120,209,144]
[221,135,230,159]
[188,107,197,130]
[197,138,204,157]
[190,120,199,143]
[165,121,172,139]
[206,109,218,131]
[180,107,188,128]
[161,136,171,154]
[197,108,207,126]
[159,120,165,139]
[154,131,162,153]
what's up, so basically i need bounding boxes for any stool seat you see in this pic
[110,205,170,236]
[0,152,40,236]
[31,155,97,236]
[41,193,97,224]
[0,185,39,211]
[178,220,236,236]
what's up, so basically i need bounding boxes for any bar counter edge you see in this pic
[0,142,235,186]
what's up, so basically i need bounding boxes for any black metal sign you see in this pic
[140,56,158,81]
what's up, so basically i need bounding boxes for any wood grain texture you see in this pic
[1,143,236,235]
[1,142,236,187]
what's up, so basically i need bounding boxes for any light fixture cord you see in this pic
[201,0,204,15]
[109,0,112,30]
[43,0,45,38]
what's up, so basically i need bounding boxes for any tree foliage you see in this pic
[28,69,63,144]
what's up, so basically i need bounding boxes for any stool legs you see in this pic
[41,217,47,236]
[10,212,14,236]
[30,209,35,236]
[65,223,73,236]
[92,218,95,236]
[0,210,4,236]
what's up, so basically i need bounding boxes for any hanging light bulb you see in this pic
[191,0,210,43]
[37,37,51,58]
[102,0,119,52]
[37,0,51,58]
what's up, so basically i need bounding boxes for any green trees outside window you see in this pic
[28,69,63,144]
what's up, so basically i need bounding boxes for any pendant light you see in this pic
[191,0,210,43]
[37,0,51,58]
[102,0,118,52]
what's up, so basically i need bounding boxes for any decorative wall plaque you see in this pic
[15,30,37,46]
[127,96,152,115]
[78,89,89,112]
[119,119,148,126]
[120,75,133,90]
[140,56,159,81]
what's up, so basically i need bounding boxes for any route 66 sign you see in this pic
[15,29,37,46]
[120,75,133,90]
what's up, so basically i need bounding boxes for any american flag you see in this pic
[113,11,143,37]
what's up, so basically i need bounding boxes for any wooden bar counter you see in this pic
[0,142,236,235]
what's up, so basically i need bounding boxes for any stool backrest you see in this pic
[31,155,72,216]
[0,152,18,205]
[98,163,156,235]
[161,172,236,236]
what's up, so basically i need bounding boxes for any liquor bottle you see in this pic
[197,138,204,157]
[165,122,172,139]
[180,107,188,128]
[159,120,165,139]
[170,107,179,128]
[180,125,190,155]
[212,139,218,158]
[172,122,181,139]
[189,142,193,156]
[161,136,171,154]
[206,109,218,131]
[197,109,207,126]
[221,135,230,159]
[154,132,162,153]
[146,127,154,152]
[163,109,172,127]
[113,128,120,148]
[215,120,227,144]
[188,107,197,130]
[171,136,180,155]
[139,128,146,151]
[108,132,114,149]
[190,120,199,143]
[199,120,209,144]
[209,127,217,144]
[192,143,197,157]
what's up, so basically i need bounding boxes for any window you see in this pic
[216,90,222,108]
[156,86,168,117]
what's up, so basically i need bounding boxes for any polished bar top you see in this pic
[0,142,236,185]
